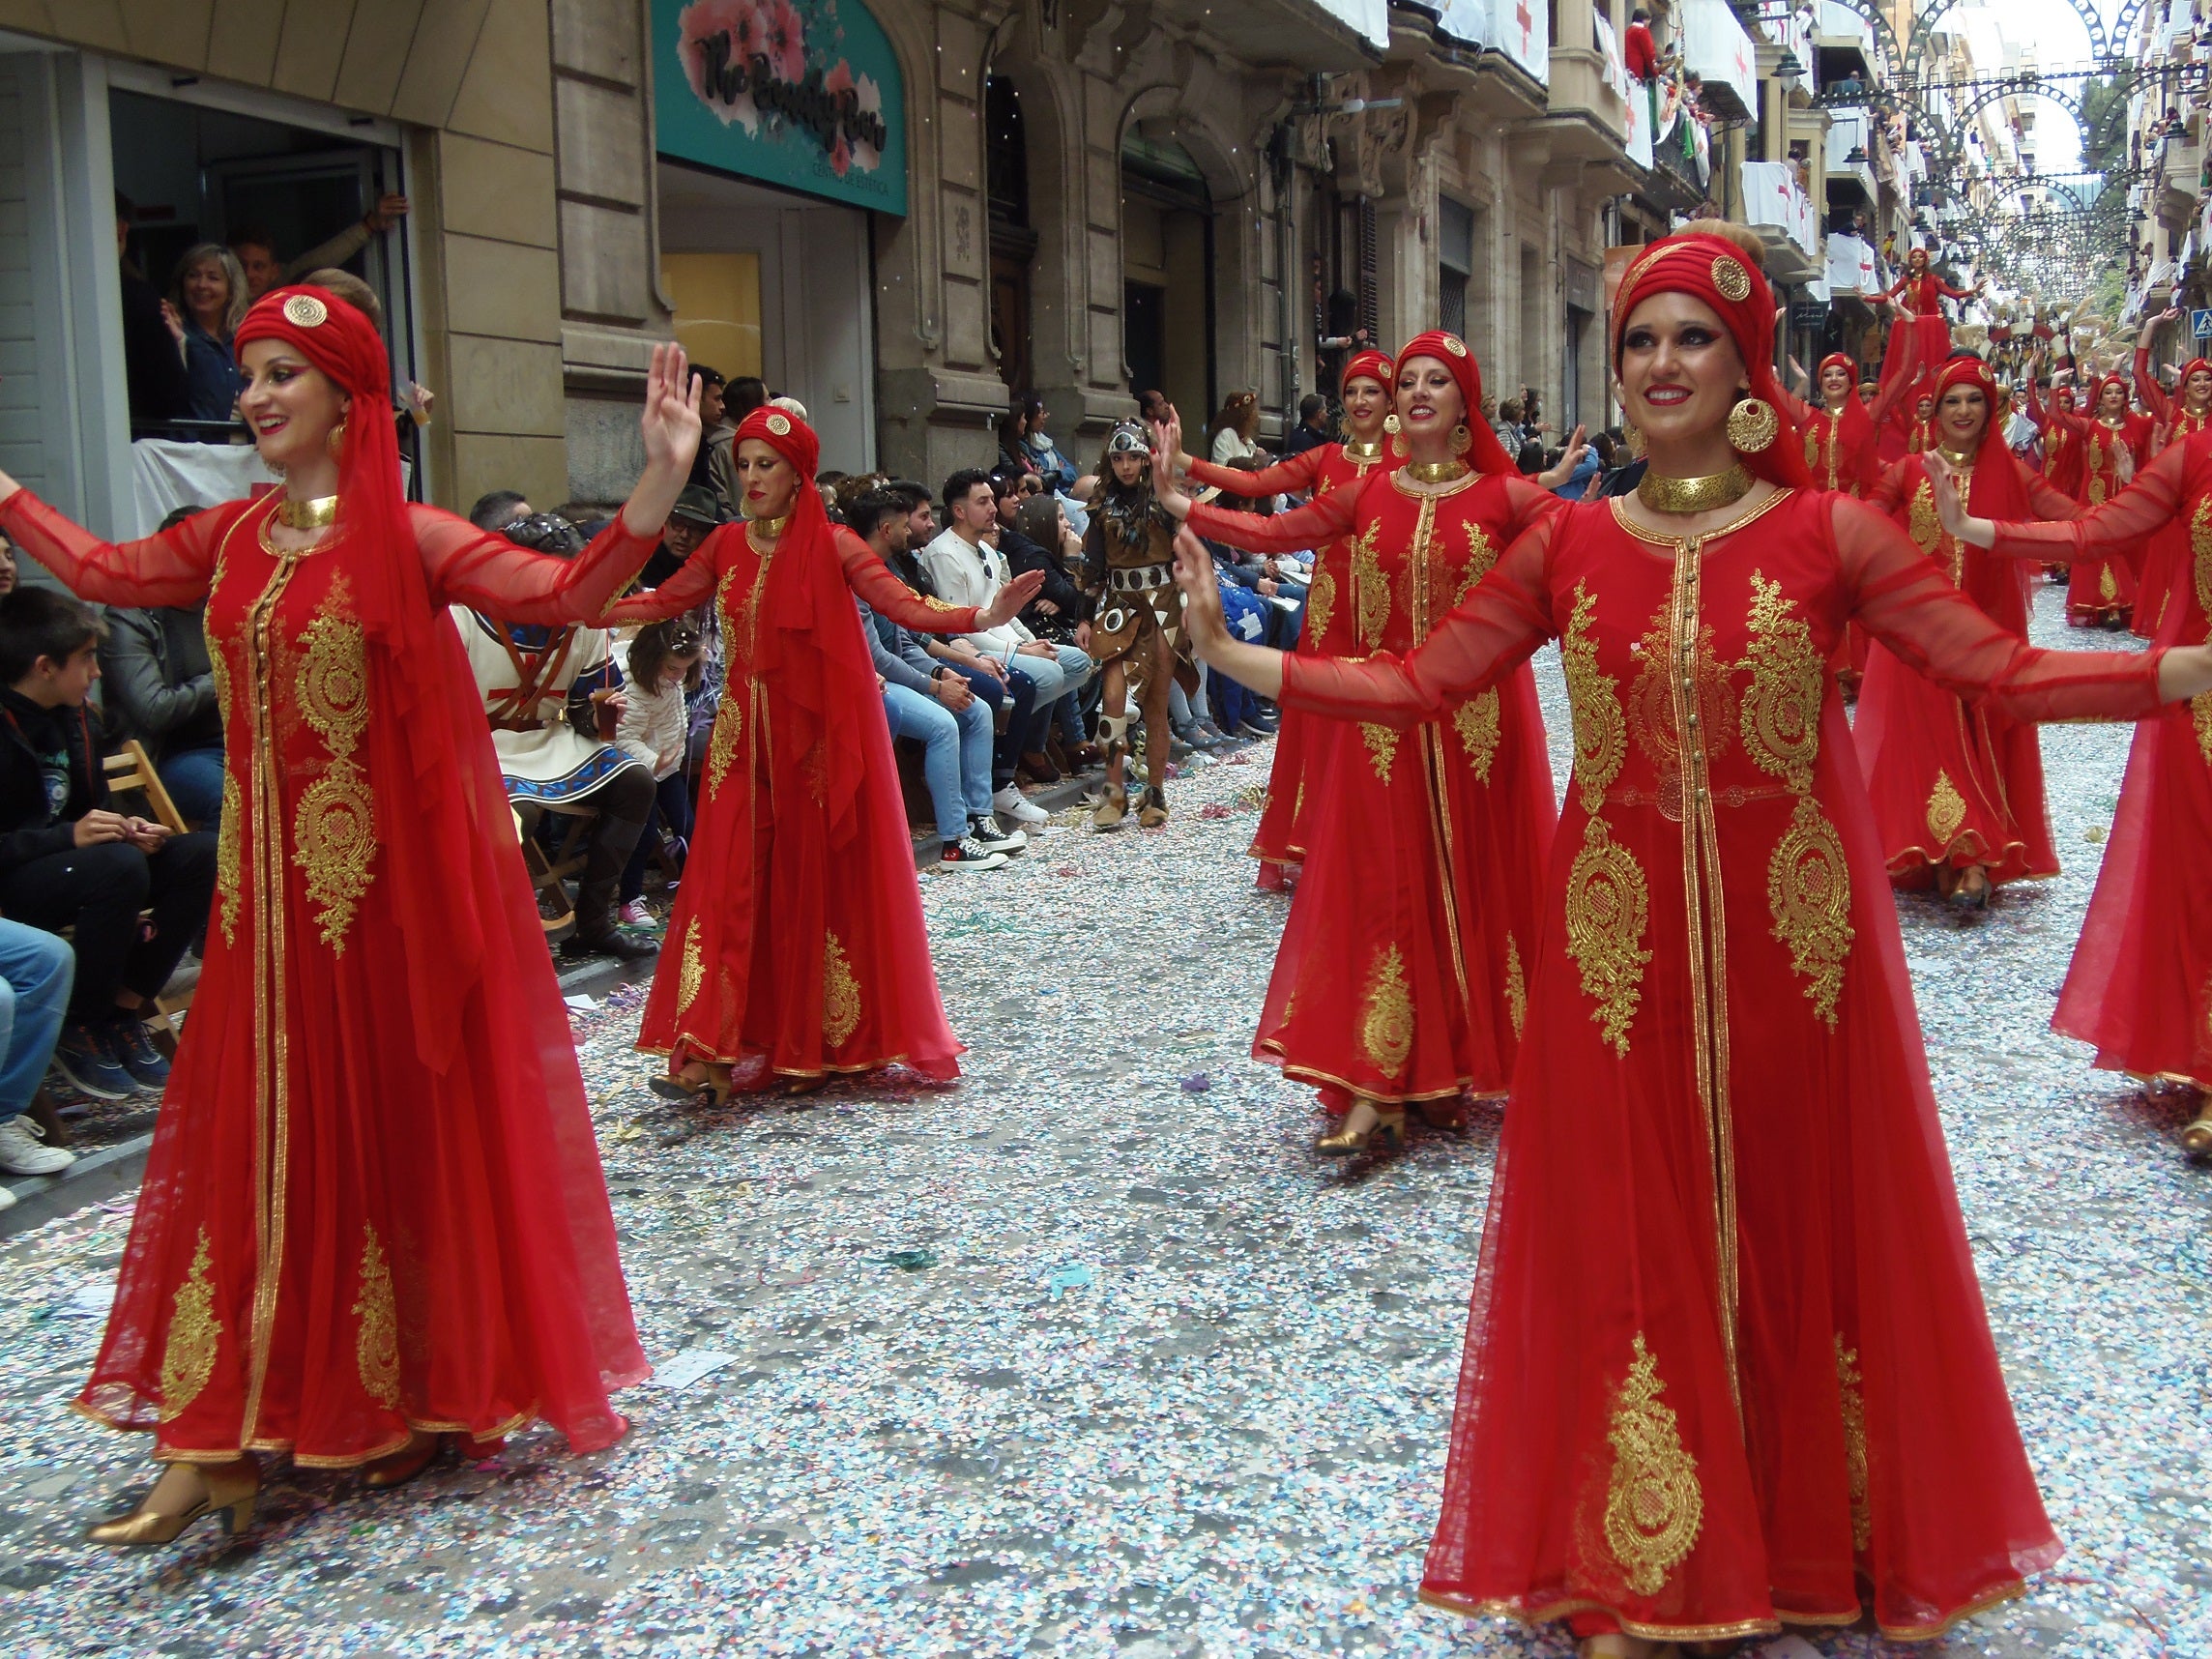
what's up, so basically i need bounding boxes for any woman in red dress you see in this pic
[1875,247,1977,401]
[1855,356,2085,904]
[1155,335,1564,1152]
[615,407,1040,1102]
[1176,349,1396,888]
[2045,372,2153,626]
[1782,352,1884,494]
[2026,378,2087,500]
[1170,224,2212,1650]
[2130,310,2212,639]
[1933,431,2212,1152]
[0,287,701,1542]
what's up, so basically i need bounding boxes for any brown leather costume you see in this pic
[1082,475,1196,825]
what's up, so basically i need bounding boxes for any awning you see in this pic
[1681,0,1758,121]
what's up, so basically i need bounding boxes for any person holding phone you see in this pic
[0,587,215,1100]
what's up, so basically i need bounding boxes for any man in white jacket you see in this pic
[917,468,1092,782]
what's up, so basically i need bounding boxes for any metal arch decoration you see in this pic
[1905,0,2110,73]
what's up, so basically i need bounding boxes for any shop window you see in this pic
[1439,195,1476,336]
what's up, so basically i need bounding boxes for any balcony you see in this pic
[1825,108,1877,205]
[1539,0,1634,175]
[1680,0,1759,120]
[1741,160,1821,281]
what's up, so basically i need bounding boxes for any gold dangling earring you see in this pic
[1383,412,1408,458]
[327,420,348,459]
[1451,422,1472,455]
[1725,395,1778,453]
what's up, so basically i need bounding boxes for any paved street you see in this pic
[0,584,2205,1658]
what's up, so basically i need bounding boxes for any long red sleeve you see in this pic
[1833,495,2164,721]
[1279,514,1558,726]
[418,505,658,626]
[1186,446,1328,499]
[607,528,729,623]
[1988,440,2194,563]
[834,528,978,631]
[2022,468,2086,523]
[0,489,228,606]
[2136,344,2172,426]
[1188,485,1357,556]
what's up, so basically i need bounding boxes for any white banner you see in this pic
[1303,0,1392,48]
[1429,0,1551,84]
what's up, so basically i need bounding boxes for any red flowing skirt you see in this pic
[2069,550,2137,626]
[1421,713,2056,1642]
[1255,667,1554,1104]
[2132,516,2187,640]
[1853,644,2055,886]
[77,729,646,1463]
[636,682,962,1085]
[1249,709,1316,882]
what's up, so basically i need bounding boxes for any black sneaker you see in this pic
[49,1024,135,1102]
[938,837,1008,871]
[107,1017,172,1093]
[968,817,1027,856]
[562,927,660,962]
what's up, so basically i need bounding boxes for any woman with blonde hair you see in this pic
[162,243,251,423]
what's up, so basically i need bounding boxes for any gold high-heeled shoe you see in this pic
[86,1457,258,1547]
[1314,1102,1406,1157]
[2182,1104,2212,1155]
[362,1430,442,1490]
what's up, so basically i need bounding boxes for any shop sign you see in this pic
[654,0,908,216]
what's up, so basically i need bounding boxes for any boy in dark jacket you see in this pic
[0,589,216,1099]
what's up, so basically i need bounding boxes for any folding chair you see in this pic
[99,741,194,1036]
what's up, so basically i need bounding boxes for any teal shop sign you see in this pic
[654,0,908,216]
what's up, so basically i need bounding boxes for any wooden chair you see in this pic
[99,741,193,1036]
[514,807,575,934]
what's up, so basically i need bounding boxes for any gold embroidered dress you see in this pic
[1189,466,1558,1105]
[1280,488,2167,1639]
[0,490,654,1465]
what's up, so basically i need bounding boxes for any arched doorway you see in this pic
[985,73,1035,401]
[1120,128,1213,426]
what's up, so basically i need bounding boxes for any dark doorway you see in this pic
[1124,280,1165,404]
[985,74,1036,399]
[1120,131,1211,426]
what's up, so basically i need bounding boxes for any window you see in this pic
[1439,195,1475,336]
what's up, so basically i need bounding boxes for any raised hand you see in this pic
[977,568,1046,628]
[639,342,703,478]
[1170,528,1229,655]
[1925,451,1972,539]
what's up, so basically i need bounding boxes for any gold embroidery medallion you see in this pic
[354,1225,402,1410]
[823,932,862,1048]
[1453,690,1500,781]
[159,1229,221,1422]
[1361,723,1398,781]
[679,917,705,1012]
[1503,932,1527,1039]
[1927,770,1967,847]
[1350,521,1389,647]
[1602,1333,1703,1597]
[292,578,375,950]
[1359,945,1414,1078]
[215,771,243,946]
[1835,1334,1872,1551]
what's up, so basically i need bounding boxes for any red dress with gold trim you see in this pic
[0,490,653,1466]
[2049,404,2154,625]
[1191,467,1559,1106]
[1854,453,2082,886]
[1283,488,2164,1641]
[1185,439,1391,883]
[1992,435,2212,1091]
[2127,354,2211,640]
[614,521,979,1084]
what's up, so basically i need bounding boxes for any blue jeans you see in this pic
[883,682,994,840]
[1006,642,1092,753]
[159,744,226,828]
[0,918,72,1121]
[945,659,1033,786]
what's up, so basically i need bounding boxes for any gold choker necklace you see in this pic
[1405,458,1470,484]
[1935,446,1977,468]
[1636,462,1754,515]
[747,510,792,539]
[1343,439,1383,461]
[275,494,339,530]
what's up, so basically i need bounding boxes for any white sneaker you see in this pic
[0,1113,75,1177]
[0,1183,14,1210]
[969,818,1027,855]
[992,785,1048,825]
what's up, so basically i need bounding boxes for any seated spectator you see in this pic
[685,365,731,507]
[1208,391,1263,464]
[0,529,15,599]
[469,489,532,534]
[1003,490,1101,768]
[613,620,704,927]
[0,589,215,1100]
[852,488,1046,827]
[456,511,657,961]
[0,917,76,1196]
[860,587,1022,869]
[161,245,249,424]
[1281,393,1333,459]
[229,194,411,299]
[1517,439,1547,477]
[98,504,225,827]
[919,468,1094,787]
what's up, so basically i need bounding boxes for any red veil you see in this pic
[233,288,485,1071]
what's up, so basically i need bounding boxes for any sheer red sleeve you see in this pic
[1987,442,2192,564]
[835,527,978,630]
[1187,485,1356,555]
[2136,345,2172,424]
[1864,456,1915,517]
[2049,404,2091,439]
[1185,447,1327,498]
[0,489,229,606]
[1833,496,2164,720]
[418,504,659,625]
[1278,514,1558,726]
[2022,466,2087,523]
[1936,276,1975,301]
[606,529,727,623]
[2024,381,2047,427]
[1497,474,1571,532]
[1776,388,1820,428]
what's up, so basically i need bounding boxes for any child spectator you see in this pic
[614,620,705,926]
[0,588,216,1099]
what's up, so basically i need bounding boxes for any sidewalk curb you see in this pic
[0,1131,156,1241]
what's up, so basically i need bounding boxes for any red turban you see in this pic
[1392,329,1518,476]
[1341,349,1394,394]
[1927,355,2033,523]
[1612,233,1813,488]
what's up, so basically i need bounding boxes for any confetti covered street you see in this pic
[0,586,2205,1659]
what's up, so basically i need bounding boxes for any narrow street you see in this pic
[0,585,2204,1658]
